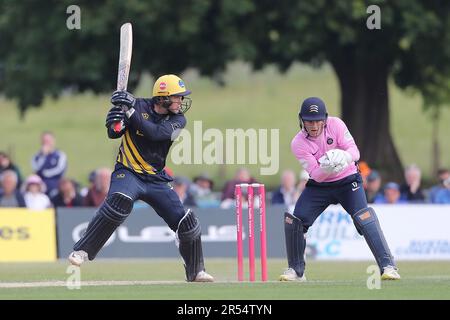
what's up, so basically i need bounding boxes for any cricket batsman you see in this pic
[279,97,400,281]
[69,75,214,282]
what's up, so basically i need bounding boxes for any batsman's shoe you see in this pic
[193,270,214,282]
[381,266,401,280]
[279,268,306,282]
[68,250,88,267]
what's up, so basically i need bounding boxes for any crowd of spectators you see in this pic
[1,132,450,209]
[169,162,450,210]
[0,132,112,209]
[363,165,450,205]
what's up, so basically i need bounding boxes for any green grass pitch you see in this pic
[0,259,449,300]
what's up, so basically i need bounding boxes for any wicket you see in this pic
[235,183,267,282]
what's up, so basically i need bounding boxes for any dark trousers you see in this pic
[109,166,185,231]
[293,173,366,230]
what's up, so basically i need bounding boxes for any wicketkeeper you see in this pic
[69,75,214,282]
[280,97,400,281]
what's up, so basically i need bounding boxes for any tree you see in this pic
[0,0,229,116]
[224,0,450,181]
[1,0,449,180]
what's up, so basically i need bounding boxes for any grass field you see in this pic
[0,259,449,300]
[1,62,450,189]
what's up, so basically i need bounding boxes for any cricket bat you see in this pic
[113,22,133,133]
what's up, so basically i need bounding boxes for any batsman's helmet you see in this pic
[152,74,192,113]
[299,97,328,122]
[152,74,191,97]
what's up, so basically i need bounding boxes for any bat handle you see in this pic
[113,121,123,133]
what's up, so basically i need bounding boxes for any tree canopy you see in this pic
[1,0,449,178]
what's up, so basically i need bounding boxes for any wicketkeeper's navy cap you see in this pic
[299,97,328,121]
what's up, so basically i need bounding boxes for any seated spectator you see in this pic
[80,170,96,198]
[31,131,67,198]
[220,168,257,209]
[272,169,300,208]
[0,170,26,207]
[51,178,84,207]
[400,164,425,203]
[287,170,310,213]
[83,167,112,207]
[434,177,450,204]
[428,168,450,203]
[0,151,23,189]
[190,173,220,208]
[374,182,408,204]
[173,176,197,207]
[22,174,52,210]
[221,168,257,201]
[365,170,382,204]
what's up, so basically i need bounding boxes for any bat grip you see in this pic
[113,121,122,133]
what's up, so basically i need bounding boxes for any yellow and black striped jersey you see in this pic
[107,98,186,176]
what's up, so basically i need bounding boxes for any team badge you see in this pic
[309,105,319,113]
[141,113,149,120]
[327,138,333,145]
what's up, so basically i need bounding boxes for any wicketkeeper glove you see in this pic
[319,155,335,174]
[319,149,352,174]
[326,149,352,166]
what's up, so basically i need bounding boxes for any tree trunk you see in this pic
[431,107,440,177]
[331,55,404,183]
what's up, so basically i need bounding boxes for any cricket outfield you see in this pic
[0,259,449,300]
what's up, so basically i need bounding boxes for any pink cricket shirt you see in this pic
[291,117,360,183]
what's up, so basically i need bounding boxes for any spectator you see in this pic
[365,170,383,204]
[79,170,96,198]
[0,151,23,189]
[221,168,257,201]
[428,168,450,203]
[220,168,257,209]
[400,164,425,203]
[22,174,52,210]
[0,170,26,207]
[190,173,220,208]
[31,131,67,198]
[173,176,197,207]
[51,178,84,207]
[374,182,407,204]
[434,176,450,204]
[272,169,299,208]
[83,167,112,207]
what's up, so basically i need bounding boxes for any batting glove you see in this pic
[105,105,128,129]
[111,90,136,108]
